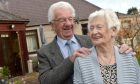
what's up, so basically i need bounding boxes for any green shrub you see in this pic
[136,54,140,65]
[0,66,10,78]
[13,80,22,84]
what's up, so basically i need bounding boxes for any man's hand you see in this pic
[69,47,91,62]
[118,44,136,55]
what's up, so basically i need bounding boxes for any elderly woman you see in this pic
[73,9,140,84]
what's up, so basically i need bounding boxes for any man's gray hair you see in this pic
[48,1,76,23]
[88,9,121,32]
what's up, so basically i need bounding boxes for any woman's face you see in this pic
[88,16,115,46]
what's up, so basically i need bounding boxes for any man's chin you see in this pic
[63,35,73,39]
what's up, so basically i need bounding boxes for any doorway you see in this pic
[81,24,88,35]
[0,31,22,76]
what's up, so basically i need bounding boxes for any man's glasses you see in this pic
[53,17,75,23]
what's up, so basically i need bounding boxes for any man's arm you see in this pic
[37,52,73,84]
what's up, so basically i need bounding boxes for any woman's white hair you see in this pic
[88,9,121,32]
[48,1,75,23]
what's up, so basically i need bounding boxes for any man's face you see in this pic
[51,8,75,40]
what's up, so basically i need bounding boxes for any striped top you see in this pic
[74,46,140,84]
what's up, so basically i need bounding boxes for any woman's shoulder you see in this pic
[117,50,139,70]
[75,47,97,67]
[76,47,96,60]
[120,52,136,61]
[75,55,92,64]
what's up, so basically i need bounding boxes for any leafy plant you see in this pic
[13,80,22,84]
[1,66,10,78]
[127,7,138,15]
[136,53,140,65]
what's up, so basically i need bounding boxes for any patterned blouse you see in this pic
[100,63,117,84]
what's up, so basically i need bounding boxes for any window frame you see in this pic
[26,30,39,54]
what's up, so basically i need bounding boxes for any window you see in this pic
[1,34,9,38]
[26,30,39,53]
[81,24,88,35]
[122,38,131,46]
[122,22,129,28]
[122,20,131,28]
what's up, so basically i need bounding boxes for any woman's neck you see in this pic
[96,43,115,65]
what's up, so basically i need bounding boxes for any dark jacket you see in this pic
[37,35,92,84]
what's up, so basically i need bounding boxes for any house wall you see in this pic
[118,15,140,52]
[80,20,88,24]
[26,23,84,47]
[26,22,85,62]
[43,23,83,44]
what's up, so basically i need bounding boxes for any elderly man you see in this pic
[37,1,132,84]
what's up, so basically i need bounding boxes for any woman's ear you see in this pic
[111,27,117,37]
[87,32,90,37]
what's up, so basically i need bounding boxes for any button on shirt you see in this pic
[57,36,81,59]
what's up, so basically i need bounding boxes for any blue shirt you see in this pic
[57,35,81,59]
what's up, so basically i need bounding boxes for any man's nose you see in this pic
[65,19,72,26]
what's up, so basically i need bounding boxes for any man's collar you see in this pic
[57,35,77,46]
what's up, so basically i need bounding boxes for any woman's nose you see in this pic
[92,28,98,34]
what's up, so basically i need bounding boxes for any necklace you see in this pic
[98,55,113,65]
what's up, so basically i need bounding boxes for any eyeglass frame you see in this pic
[53,17,76,23]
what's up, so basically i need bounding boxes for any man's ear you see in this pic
[50,23,55,31]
